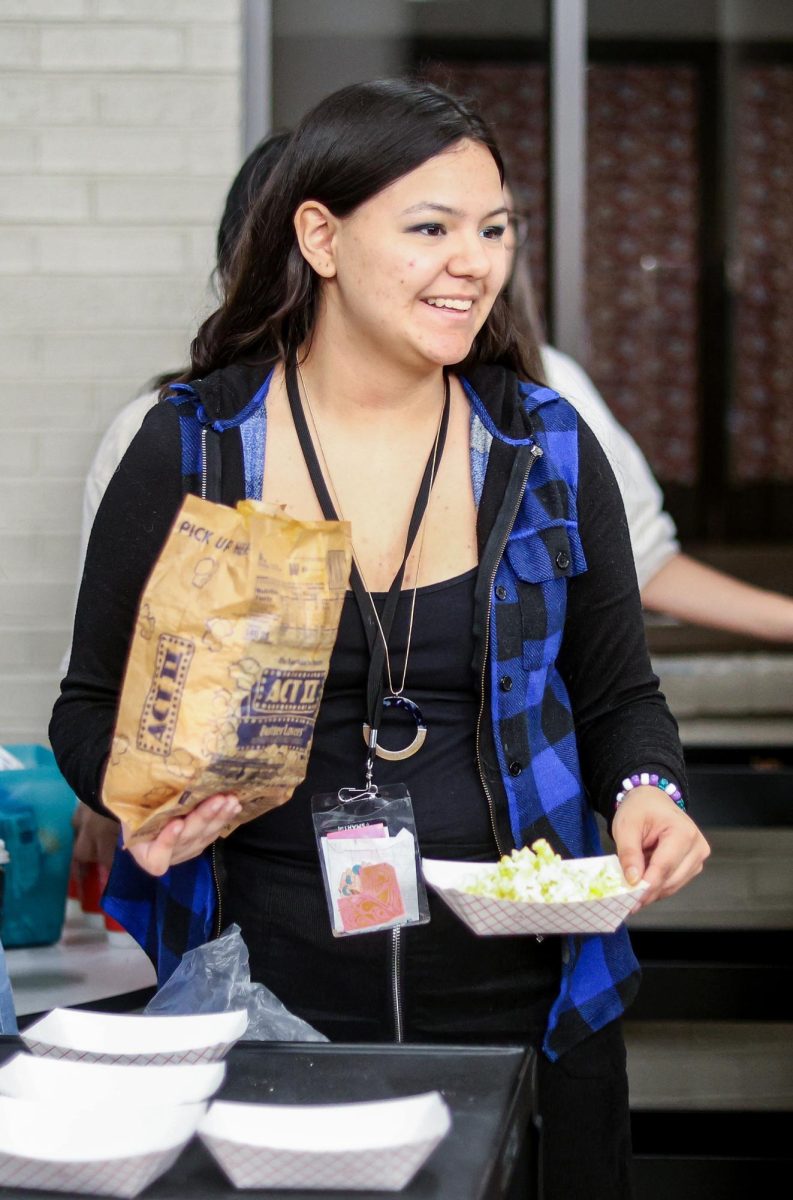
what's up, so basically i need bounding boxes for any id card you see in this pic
[312,785,430,938]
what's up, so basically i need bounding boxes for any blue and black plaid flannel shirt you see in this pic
[105,366,641,1060]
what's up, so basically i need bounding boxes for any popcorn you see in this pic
[463,839,629,904]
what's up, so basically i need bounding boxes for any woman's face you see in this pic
[316,138,508,372]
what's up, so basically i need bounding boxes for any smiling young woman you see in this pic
[51,78,709,1200]
[262,138,510,595]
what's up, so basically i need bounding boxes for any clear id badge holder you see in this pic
[312,785,430,938]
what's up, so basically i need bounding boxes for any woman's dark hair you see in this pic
[187,78,540,382]
[215,130,292,286]
[506,244,547,375]
[502,186,547,384]
[151,130,292,393]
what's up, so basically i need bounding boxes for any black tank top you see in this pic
[230,567,499,863]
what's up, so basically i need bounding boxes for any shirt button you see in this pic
[508,761,522,776]
[556,550,570,571]
[499,675,513,692]
[495,585,507,600]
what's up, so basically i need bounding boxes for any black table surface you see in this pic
[0,1038,536,1200]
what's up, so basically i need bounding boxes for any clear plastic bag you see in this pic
[143,923,327,1042]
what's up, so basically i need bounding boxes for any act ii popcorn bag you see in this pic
[103,496,351,845]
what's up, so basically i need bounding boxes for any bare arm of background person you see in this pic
[541,345,793,642]
[641,553,793,640]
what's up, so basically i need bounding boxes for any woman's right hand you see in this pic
[121,793,241,877]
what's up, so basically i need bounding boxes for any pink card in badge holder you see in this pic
[326,823,386,841]
[337,862,406,932]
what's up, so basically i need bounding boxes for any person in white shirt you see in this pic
[66,134,291,870]
[504,197,793,640]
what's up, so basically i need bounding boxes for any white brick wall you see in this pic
[0,2,243,744]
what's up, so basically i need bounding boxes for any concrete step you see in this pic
[610,827,793,931]
[625,1019,793,1112]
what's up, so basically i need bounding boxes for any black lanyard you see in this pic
[285,361,451,767]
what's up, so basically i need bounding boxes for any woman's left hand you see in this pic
[611,785,710,910]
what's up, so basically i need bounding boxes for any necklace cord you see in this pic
[298,362,446,700]
[285,360,451,744]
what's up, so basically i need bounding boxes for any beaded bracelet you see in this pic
[615,772,685,811]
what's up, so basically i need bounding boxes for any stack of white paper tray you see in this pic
[0,1006,247,1196]
[0,1051,226,1106]
[0,1095,206,1198]
[20,1006,248,1065]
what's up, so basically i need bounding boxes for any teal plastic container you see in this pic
[0,744,77,948]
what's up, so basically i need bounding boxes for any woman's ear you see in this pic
[293,201,338,278]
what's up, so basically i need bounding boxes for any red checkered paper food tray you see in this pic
[199,1091,451,1191]
[0,1096,205,1198]
[421,855,649,935]
[20,1007,248,1065]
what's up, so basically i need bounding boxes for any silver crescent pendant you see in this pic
[362,694,427,761]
